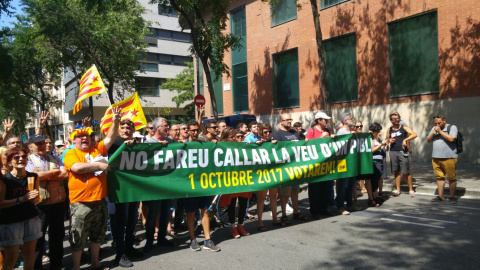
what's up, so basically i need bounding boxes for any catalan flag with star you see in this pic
[100,92,147,136]
[73,64,107,114]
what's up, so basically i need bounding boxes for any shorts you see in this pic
[278,185,301,197]
[184,196,212,213]
[390,151,411,175]
[0,216,42,247]
[69,200,108,252]
[432,158,457,181]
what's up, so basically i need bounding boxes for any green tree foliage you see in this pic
[0,17,60,136]
[152,0,242,120]
[160,62,195,119]
[24,0,149,105]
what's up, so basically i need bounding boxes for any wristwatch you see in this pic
[16,197,21,204]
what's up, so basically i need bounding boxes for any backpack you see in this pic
[447,124,463,154]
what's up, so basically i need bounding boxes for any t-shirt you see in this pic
[64,141,108,204]
[144,137,173,143]
[428,124,458,159]
[272,129,300,142]
[336,128,351,135]
[244,133,262,143]
[306,126,331,139]
[0,172,39,224]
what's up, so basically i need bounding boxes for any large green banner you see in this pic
[107,133,373,203]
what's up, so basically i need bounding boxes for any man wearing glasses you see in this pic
[427,114,459,204]
[183,119,219,252]
[205,121,219,142]
[179,124,189,141]
[63,108,121,270]
[145,122,155,140]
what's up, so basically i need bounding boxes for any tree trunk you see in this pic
[201,59,219,121]
[310,0,332,126]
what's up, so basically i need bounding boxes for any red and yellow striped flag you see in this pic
[73,65,106,115]
[100,92,147,136]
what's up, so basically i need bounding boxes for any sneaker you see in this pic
[115,255,133,268]
[286,202,294,213]
[190,239,201,251]
[203,240,221,252]
[409,190,415,197]
[237,225,250,236]
[231,227,240,239]
[125,247,144,258]
[337,207,350,215]
[347,205,362,212]
[393,190,401,196]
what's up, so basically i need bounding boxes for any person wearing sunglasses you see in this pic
[205,121,219,142]
[179,123,190,141]
[0,148,41,270]
[145,122,155,141]
[63,107,122,270]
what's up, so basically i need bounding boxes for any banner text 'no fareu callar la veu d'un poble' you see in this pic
[107,133,374,203]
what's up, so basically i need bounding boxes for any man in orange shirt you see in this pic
[64,108,121,270]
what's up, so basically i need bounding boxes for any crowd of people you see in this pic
[0,107,460,270]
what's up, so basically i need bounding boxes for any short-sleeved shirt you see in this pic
[244,133,262,143]
[0,172,39,224]
[306,126,331,139]
[144,136,173,143]
[272,129,300,142]
[26,153,65,172]
[428,124,458,159]
[64,141,108,204]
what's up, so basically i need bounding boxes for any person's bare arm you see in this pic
[70,162,110,174]
[32,168,68,181]
[2,118,15,145]
[0,190,38,209]
[36,111,50,135]
[103,107,122,150]
[198,105,206,135]
[402,126,417,148]
[433,125,455,143]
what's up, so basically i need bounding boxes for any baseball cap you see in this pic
[29,135,46,144]
[314,111,331,120]
[54,140,65,147]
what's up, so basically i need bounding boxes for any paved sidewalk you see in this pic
[382,161,480,198]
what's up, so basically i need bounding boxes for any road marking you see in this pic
[392,214,457,224]
[381,218,445,229]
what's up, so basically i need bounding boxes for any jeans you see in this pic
[144,199,171,247]
[34,202,65,270]
[335,177,355,208]
[114,201,140,258]
[308,180,330,215]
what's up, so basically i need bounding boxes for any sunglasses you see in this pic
[181,128,188,130]
[13,154,28,160]
[208,126,218,129]
[263,130,272,134]
[190,129,199,132]
[146,127,154,129]
[355,125,363,128]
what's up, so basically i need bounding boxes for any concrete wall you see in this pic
[257,96,479,164]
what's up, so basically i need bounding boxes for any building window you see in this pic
[324,33,358,103]
[388,11,439,97]
[156,29,191,43]
[140,63,158,72]
[271,0,297,27]
[320,0,350,9]
[231,6,248,112]
[137,77,163,97]
[273,48,299,109]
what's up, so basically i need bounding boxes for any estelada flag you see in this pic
[100,92,147,136]
[73,65,106,115]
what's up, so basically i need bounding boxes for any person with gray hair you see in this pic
[179,123,189,141]
[335,112,361,215]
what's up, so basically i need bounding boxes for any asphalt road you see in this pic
[32,191,480,270]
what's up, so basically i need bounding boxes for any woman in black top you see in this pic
[0,149,42,270]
